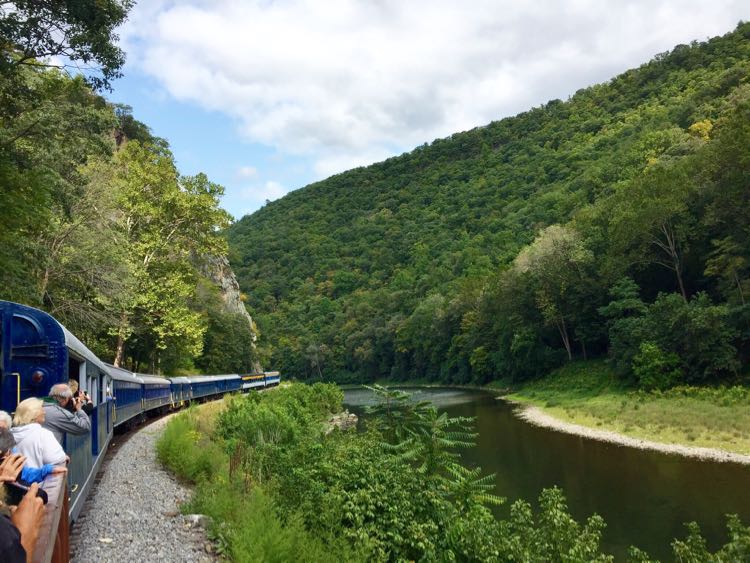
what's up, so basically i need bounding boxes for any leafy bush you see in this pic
[606,290,740,387]
[157,409,224,482]
[159,383,750,562]
[632,342,682,390]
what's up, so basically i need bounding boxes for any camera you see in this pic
[5,481,48,505]
[63,396,77,413]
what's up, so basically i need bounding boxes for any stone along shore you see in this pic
[514,402,750,465]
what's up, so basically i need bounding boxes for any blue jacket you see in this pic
[20,464,55,485]
[11,447,56,484]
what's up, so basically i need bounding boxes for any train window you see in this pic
[67,356,83,394]
[83,362,99,405]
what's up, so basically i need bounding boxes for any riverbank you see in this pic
[506,360,750,464]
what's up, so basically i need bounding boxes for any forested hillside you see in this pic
[229,22,750,386]
[0,2,257,374]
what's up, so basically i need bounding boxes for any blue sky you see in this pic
[108,1,750,221]
[108,68,315,221]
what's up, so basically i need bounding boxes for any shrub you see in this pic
[632,342,682,390]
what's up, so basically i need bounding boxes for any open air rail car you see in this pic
[0,300,279,561]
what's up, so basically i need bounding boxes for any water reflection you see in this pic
[344,387,750,561]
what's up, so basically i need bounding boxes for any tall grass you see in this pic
[509,360,750,454]
[157,397,360,562]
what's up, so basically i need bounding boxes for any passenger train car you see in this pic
[0,300,280,561]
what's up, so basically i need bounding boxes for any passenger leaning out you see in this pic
[0,413,66,484]
[44,383,91,444]
[11,399,67,468]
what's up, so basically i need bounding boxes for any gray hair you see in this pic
[0,427,15,454]
[49,383,72,400]
[0,411,11,430]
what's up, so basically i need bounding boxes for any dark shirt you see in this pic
[0,514,26,563]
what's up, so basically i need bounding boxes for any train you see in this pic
[0,299,279,560]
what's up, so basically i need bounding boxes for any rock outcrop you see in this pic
[203,254,262,373]
[324,410,359,435]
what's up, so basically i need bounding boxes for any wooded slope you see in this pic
[229,23,750,385]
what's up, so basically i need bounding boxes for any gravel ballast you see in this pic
[71,415,216,562]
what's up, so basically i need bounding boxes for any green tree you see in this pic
[0,0,133,90]
[514,225,595,360]
[608,164,697,301]
[109,141,231,370]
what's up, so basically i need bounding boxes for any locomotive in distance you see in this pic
[0,299,279,561]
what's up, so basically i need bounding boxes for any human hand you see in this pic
[51,466,67,474]
[10,483,44,561]
[0,453,25,483]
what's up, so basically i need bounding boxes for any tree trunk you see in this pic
[113,311,128,367]
[556,317,572,361]
[675,266,688,303]
[734,271,746,305]
[658,222,688,302]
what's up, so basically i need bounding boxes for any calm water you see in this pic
[343,387,750,561]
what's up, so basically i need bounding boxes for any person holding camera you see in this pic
[43,383,91,445]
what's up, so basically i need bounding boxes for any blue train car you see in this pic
[107,364,144,428]
[140,374,171,412]
[240,373,266,390]
[169,376,193,406]
[187,374,241,400]
[1,299,280,561]
[1,301,83,411]
[264,371,281,387]
[0,300,115,521]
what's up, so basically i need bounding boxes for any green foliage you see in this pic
[229,22,750,387]
[632,342,682,390]
[608,291,739,386]
[0,0,134,90]
[194,280,257,374]
[500,487,613,562]
[0,44,242,373]
[672,516,750,562]
[160,383,750,562]
[156,409,225,483]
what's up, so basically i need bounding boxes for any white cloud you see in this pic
[120,0,750,180]
[239,180,289,204]
[236,165,258,179]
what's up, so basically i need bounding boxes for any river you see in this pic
[343,387,750,561]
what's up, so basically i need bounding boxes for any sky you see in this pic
[110,1,750,220]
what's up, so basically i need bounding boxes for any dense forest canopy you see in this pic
[228,22,750,387]
[0,1,258,374]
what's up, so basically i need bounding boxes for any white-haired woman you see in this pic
[11,399,66,468]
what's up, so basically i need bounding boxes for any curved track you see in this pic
[70,415,216,562]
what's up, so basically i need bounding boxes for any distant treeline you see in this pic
[229,22,750,388]
[0,2,257,374]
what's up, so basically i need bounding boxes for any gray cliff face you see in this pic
[205,255,255,327]
[203,255,262,371]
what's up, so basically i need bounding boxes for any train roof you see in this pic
[0,299,108,375]
[138,374,171,386]
[168,376,191,384]
[185,374,240,383]
[105,363,142,383]
[61,326,111,374]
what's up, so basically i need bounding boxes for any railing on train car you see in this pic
[95,401,113,456]
[32,473,68,563]
[63,431,92,521]
[114,399,141,426]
